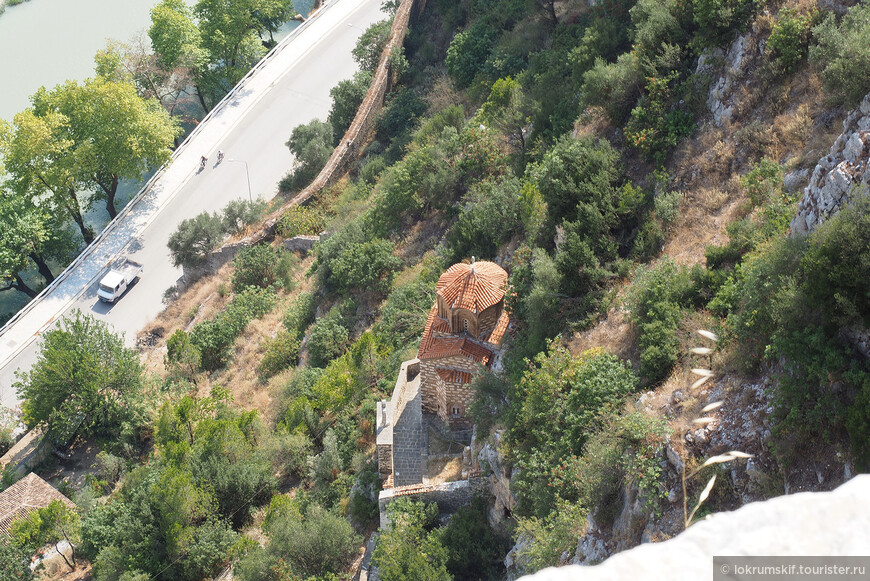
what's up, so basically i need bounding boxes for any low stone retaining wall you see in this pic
[378,476,489,527]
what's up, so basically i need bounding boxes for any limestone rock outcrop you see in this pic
[519,475,870,581]
[791,94,870,235]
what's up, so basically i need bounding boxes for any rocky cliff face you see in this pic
[519,475,870,581]
[791,94,870,235]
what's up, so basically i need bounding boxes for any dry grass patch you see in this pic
[566,304,639,367]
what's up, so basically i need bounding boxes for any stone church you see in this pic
[377,259,510,487]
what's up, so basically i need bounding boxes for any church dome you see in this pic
[435,259,507,314]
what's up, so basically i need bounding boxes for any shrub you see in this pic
[800,192,870,328]
[692,0,755,47]
[281,119,334,192]
[512,502,586,574]
[581,53,642,123]
[167,211,224,269]
[507,340,638,517]
[352,19,393,72]
[306,308,350,368]
[258,331,301,378]
[329,238,402,295]
[626,259,695,383]
[328,70,373,145]
[768,8,817,74]
[376,280,437,348]
[283,292,317,339]
[276,204,327,238]
[624,72,695,165]
[446,21,498,88]
[372,499,451,581]
[469,371,511,439]
[231,244,283,291]
[377,88,427,146]
[191,286,277,370]
[446,176,522,261]
[441,496,510,580]
[810,4,870,105]
[220,199,267,235]
[165,329,201,380]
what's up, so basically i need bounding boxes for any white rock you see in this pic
[519,476,870,581]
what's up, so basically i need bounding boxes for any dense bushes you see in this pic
[231,244,289,291]
[446,176,522,261]
[707,194,870,464]
[15,311,147,446]
[506,340,639,517]
[811,3,870,105]
[190,286,277,370]
[768,8,817,74]
[627,259,698,383]
[167,200,266,269]
[306,306,350,368]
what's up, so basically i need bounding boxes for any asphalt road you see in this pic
[0,0,386,407]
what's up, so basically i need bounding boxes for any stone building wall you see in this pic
[391,360,425,487]
[477,303,501,338]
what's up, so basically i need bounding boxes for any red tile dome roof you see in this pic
[436,260,507,313]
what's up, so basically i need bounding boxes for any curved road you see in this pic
[0,0,386,408]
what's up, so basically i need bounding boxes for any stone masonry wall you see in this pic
[477,304,501,339]
[245,0,426,244]
[378,476,489,527]
[392,360,424,487]
[191,0,428,280]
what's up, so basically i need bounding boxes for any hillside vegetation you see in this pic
[5,0,870,578]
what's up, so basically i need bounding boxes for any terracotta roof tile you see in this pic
[418,334,493,365]
[488,309,510,347]
[435,368,474,384]
[0,473,75,538]
[436,261,507,313]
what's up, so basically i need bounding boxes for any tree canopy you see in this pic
[15,311,147,445]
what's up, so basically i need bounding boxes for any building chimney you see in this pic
[471,256,476,273]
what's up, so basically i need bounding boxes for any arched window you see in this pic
[463,318,469,333]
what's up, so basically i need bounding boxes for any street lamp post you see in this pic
[227,158,252,202]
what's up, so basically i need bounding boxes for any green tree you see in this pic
[373,498,452,581]
[306,309,350,368]
[2,109,95,244]
[167,211,225,269]
[232,244,283,291]
[15,311,146,445]
[446,177,522,262]
[194,0,269,109]
[282,119,334,192]
[0,190,75,298]
[507,339,638,517]
[11,500,81,571]
[352,18,392,72]
[265,505,362,578]
[29,77,180,219]
[478,77,533,154]
[329,238,402,295]
[441,497,509,580]
[254,0,296,45]
[327,70,373,145]
[0,540,34,581]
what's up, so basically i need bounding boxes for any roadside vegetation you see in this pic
[0,0,300,320]
[4,0,870,578]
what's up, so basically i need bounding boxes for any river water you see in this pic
[0,0,313,317]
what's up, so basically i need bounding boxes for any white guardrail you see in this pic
[0,0,338,353]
